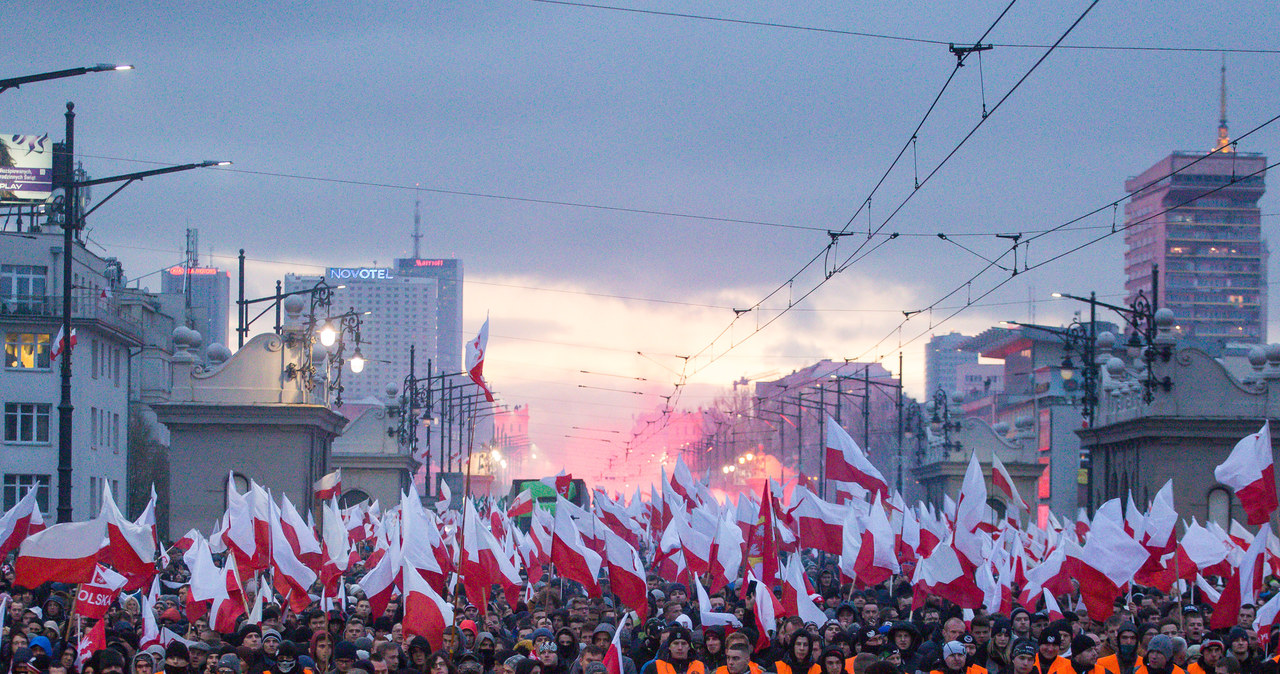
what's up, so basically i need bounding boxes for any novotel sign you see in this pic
[328,267,395,280]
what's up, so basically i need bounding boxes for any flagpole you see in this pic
[64,585,80,642]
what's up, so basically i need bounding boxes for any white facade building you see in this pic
[0,232,139,519]
[285,262,458,403]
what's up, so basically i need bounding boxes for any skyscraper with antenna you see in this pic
[1122,58,1268,348]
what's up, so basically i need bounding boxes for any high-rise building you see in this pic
[284,257,462,403]
[161,265,230,348]
[925,332,977,396]
[1123,64,1268,345]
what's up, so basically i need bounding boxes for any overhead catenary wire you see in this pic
[532,0,1280,55]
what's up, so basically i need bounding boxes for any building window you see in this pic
[0,265,47,310]
[2,474,49,512]
[4,333,50,370]
[4,403,51,444]
[1208,487,1232,530]
[88,476,120,512]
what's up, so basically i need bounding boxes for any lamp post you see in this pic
[1004,316,1100,426]
[929,387,962,454]
[0,64,132,95]
[54,102,226,522]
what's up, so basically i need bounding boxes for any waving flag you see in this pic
[1214,422,1278,525]
[465,317,495,403]
[824,415,888,497]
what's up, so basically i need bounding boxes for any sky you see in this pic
[3,2,1279,485]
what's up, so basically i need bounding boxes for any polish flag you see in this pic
[854,494,901,586]
[1042,588,1065,621]
[51,327,77,359]
[791,487,845,556]
[552,496,602,594]
[540,471,573,498]
[508,489,534,519]
[279,494,323,571]
[1212,527,1270,630]
[603,615,633,674]
[1064,506,1150,620]
[670,455,700,505]
[603,528,648,621]
[15,518,106,587]
[361,531,401,620]
[209,557,247,633]
[742,482,780,590]
[75,614,106,668]
[465,317,496,403]
[1253,589,1280,649]
[823,416,888,497]
[402,562,453,647]
[709,511,744,593]
[780,555,827,625]
[313,469,342,502]
[73,564,129,620]
[910,541,984,610]
[269,500,318,613]
[748,572,782,650]
[99,483,157,590]
[0,487,43,558]
[990,452,1028,521]
[1214,422,1278,525]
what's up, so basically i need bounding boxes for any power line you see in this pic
[533,0,1280,55]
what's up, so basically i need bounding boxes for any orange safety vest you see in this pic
[775,662,820,674]
[1134,665,1185,674]
[1034,655,1074,674]
[1094,654,1143,674]
[658,662,708,674]
[715,665,762,674]
[929,666,987,674]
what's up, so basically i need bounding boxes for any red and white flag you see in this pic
[15,518,106,587]
[1212,526,1270,630]
[75,614,106,668]
[73,564,129,620]
[508,490,534,519]
[1214,422,1278,525]
[551,496,602,594]
[991,452,1028,522]
[540,471,573,498]
[402,562,453,647]
[823,415,888,497]
[51,327,77,359]
[465,317,496,403]
[603,527,648,621]
[313,470,342,502]
[748,571,782,650]
[603,615,632,674]
[0,487,43,558]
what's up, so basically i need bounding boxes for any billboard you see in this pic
[0,134,53,203]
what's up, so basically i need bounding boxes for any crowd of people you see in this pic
[1,552,1274,674]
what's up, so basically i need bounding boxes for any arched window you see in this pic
[1207,487,1231,530]
[339,489,370,509]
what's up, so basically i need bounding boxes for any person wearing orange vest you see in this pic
[1094,622,1142,674]
[716,642,765,674]
[1185,638,1224,674]
[649,627,706,674]
[774,632,819,674]
[1034,631,1074,674]
[930,641,987,674]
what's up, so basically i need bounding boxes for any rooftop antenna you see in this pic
[1216,53,1233,153]
[412,183,423,259]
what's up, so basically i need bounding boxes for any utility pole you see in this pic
[896,353,904,495]
[56,102,76,523]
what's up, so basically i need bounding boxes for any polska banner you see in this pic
[74,564,129,620]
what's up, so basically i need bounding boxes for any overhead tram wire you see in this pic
[531,0,1280,55]
[850,152,1280,370]
[680,0,1097,386]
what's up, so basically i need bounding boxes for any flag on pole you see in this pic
[51,327,77,360]
[465,317,495,403]
[313,469,342,502]
[1214,422,1278,525]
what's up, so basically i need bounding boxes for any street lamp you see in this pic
[53,101,225,523]
[319,322,337,347]
[0,63,133,95]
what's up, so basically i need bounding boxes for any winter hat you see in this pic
[165,642,191,661]
[218,655,241,674]
[943,641,966,657]
[1071,635,1096,655]
[1146,634,1174,658]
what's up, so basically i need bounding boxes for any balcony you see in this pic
[0,293,142,342]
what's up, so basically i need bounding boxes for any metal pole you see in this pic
[818,383,826,499]
[862,365,871,453]
[274,280,283,334]
[896,353,904,495]
[56,102,76,523]
[237,249,246,348]
[425,358,433,497]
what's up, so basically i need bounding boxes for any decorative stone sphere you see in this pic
[207,343,231,364]
[283,294,305,317]
[385,383,400,398]
[1014,415,1033,430]
[993,421,1010,434]
[1249,346,1267,369]
[311,343,328,362]
[1154,307,1175,328]
[1106,356,1126,376]
[1097,331,1116,351]
[173,325,201,349]
[951,391,964,405]
[1267,343,1280,365]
